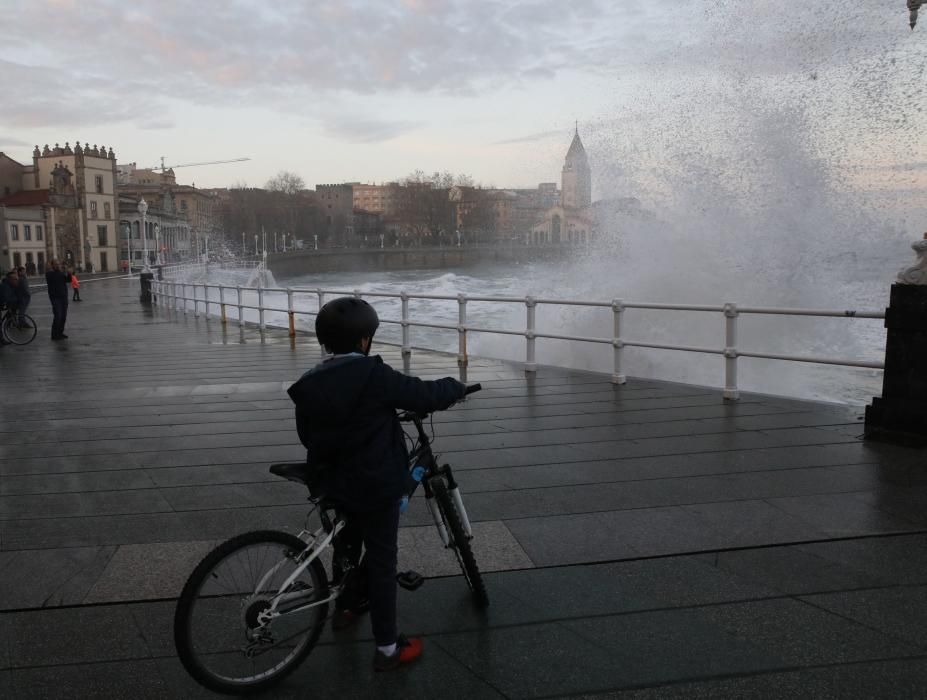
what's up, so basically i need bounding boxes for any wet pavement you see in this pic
[1,276,925,698]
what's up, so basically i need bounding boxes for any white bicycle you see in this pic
[173,384,486,695]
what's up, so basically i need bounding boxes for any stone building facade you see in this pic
[529,129,596,245]
[0,143,120,272]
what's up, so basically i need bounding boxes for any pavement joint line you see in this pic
[0,425,866,463]
[542,654,927,700]
[0,438,904,478]
[795,591,927,655]
[5,562,927,622]
[0,461,907,502]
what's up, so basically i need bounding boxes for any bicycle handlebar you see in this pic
[397,384,481,423]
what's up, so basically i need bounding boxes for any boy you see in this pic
[287,296,465,671]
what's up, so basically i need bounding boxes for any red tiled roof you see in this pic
[0,189,50,207]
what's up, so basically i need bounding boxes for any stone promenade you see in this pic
[1,277,926,698]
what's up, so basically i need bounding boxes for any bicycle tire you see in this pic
[2,313,36,345]
[431,477,489,608]
[174,530,329,695]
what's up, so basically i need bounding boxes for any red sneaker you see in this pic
[373,634,423,671]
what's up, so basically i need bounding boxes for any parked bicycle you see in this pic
[174,384,485,694]
[0,305,37,345]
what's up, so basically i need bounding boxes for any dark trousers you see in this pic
[332,500,401,646]
[72,288,80,301]
[50,297,68,338]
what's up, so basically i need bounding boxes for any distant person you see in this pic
[15,266,31,322]
[71,271,81,301]
[45,260,70,340]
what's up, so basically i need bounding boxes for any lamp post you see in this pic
[154,224,162,265]
[254,234,258,256]
[379,232,384,249]
[456,229,461,247]
[125,220,133,275]
[137,198,149,270]
[241,231,245,256]
[314,234,318,250]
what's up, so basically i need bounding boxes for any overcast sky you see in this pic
[0,1,923,199]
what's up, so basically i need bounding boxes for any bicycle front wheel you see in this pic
[174,530,330,695]
[431,478,489,608]
[2,314,36,345]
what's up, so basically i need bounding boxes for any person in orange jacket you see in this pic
[71,271,81,301]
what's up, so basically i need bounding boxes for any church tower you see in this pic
[561,124,592,209]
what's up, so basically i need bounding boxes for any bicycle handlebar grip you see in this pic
[465,383,482,395]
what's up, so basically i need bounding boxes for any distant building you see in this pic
[315,183,355,245]
[118,169,217,260]
[118,195,192,266]
[0,142,120,272]
[529,128,596,245]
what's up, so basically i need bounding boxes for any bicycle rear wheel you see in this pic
[174,530,329,695]
[431,477,489,607]
[2,314,36,345]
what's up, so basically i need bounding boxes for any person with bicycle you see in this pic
[15,266,31,324]
[0,270,18,345]
[287,296,466,671]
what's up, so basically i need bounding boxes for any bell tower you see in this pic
[561,123,592,209]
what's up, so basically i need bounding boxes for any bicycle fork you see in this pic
[427,466,474,547]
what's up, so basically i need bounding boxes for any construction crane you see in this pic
[152,156,250,171]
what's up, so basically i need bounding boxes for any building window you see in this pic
[10,224,18,240]
[95,175,103,193]
[13,252,21,267]
[134,250,142,260]
[36,225,43,241]
[98,225,108,246]
[90,201,98,218]
[181,200,187,212]
[104,202,111,219]
[24,225,31,241]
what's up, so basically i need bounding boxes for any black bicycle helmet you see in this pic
[315,296,379,354]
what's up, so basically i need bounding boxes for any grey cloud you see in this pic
[0,136,32,148]
[493,129,564,145]
[322,116,420,143]
[0,0,647,128]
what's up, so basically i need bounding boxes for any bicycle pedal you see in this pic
[396,570,425,591]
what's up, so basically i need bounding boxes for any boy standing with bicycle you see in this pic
[288,297,466,671]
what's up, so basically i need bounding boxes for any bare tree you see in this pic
[265,171,306,195]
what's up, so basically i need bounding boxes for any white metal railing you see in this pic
[150,277,885,400]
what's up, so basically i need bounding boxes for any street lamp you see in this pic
[137,198,149,270]
[155,224,162,265]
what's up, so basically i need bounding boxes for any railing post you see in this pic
[612,299,626,385]
[203,283,210,318]
[287,288,295,337]
[237,285,244,327]
[220,285,227,325]
[182,283,188,316]
[316,289,325,314]
[525,296,537,375]
[457,293,468,384]
[723,302,740,401]
[401,291,411,371]
[258,287,265,330]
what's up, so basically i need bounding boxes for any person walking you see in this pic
[45,260,70,340]
[70,271,81,301]
[15,266,31,323]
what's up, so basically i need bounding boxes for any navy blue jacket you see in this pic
[45,269,70,300]
[288,355,466,511]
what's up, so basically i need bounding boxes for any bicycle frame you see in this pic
[256,408,476,628]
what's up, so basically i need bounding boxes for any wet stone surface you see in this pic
[1,277,925,697]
